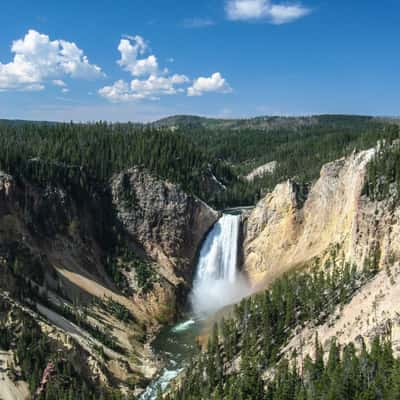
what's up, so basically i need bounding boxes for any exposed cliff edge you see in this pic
[111,167,218,285]
[243,148,390,285]
[0,166,217,396]
[243,147,400,360]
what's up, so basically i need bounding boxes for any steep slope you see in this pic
[111,167,218,284]
[243,148,392,285]
[242,144,400,367]
[0,166,217,397]
[282,265,400,364]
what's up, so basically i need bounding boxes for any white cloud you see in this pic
[99,80,135,102]
[52,79,67,87]
[226,0,268,20]
[117,36,158,77]
[99,74,189,102]
[269,3,311,23]
[100,35,232,102]
[225,0,310,24]
[0,29,103,91]
[131,74,189,96]
[188,72,232,96]
[53,79,69,93]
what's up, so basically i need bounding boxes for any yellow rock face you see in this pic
[243,149,400,287]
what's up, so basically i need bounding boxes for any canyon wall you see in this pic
[0,166,217,396]
[243,147,400,361]
[244,149,400,285]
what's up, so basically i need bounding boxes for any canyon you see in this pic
[2,135,400,398]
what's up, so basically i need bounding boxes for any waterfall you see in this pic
[140,213,251,400]
[190,213,250,317]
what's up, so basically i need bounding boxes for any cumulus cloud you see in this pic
[188,72,232,96]
[225,0,310,24]
[131,74,189,96]
[99,80,137,102]
[0,29,103,91]
[100,35,232,102]
[99,74,189,102]
[117,36,158,77]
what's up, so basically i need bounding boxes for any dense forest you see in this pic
[263,335,400,400]
[0,116,399,208]
[364,138,400,202]
[0,121,235,206]
[165,247,384,400]
[175,116,400,206]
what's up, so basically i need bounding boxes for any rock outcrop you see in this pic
[111,167,218,285]
[241,147,400,371]
[245,161,278,182]
[243,148,400,286]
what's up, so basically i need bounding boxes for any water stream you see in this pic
[140,213,250,399]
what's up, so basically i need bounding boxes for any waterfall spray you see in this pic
[190,214,251,317]
[141,213,251,400]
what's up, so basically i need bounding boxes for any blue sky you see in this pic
[0,0,399,122]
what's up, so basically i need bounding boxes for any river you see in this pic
[140,213,250,399]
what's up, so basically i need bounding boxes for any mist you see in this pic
[190,214,252,318]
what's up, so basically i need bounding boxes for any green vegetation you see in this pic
[102,296,135,323]
[364,130,400,202]
[0,121,234,205]
[1,115,399,398]
[133,258,155,292]
[105,243,156,294]
[166,251,380,400]
[0,116,398,209]
[264,335,400,400]
[104,252,131,294]
[176,116,400,206]
[1,240,46,286]
[39,297,125,354]
[0,301,125,400]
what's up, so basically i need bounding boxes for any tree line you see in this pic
[0,121,235,207]
[177,117,400,206]
[0,118,399,209]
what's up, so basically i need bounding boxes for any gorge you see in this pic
[1,116,400,399]
[142,212,250,399]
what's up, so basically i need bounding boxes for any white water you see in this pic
[140,213,251,400]
[190,213,251,317]
[171,319,195,333]
[139,319,198,400]
[140,367,183,400]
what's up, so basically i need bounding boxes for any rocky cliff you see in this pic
[111,167,218,285]
[0,166,217,397]
[243,147,400,358]
[243,149,394,284]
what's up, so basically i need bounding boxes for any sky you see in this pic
[0,0,399,122]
